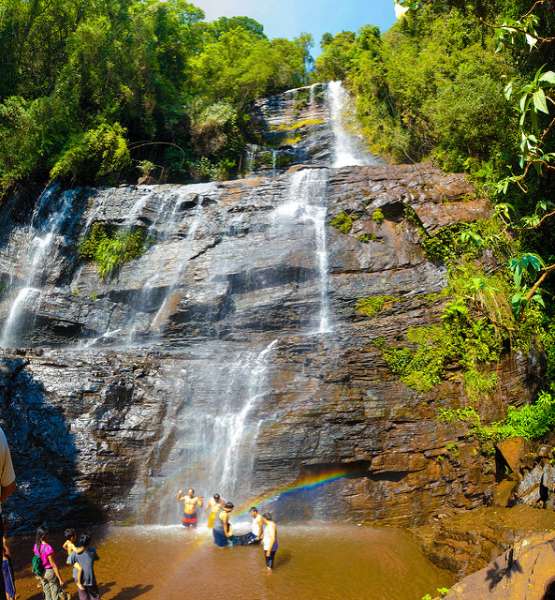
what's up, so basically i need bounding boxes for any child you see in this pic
[2,535,16,600]
[62,529,77,558]
[70,534,100,600]
[63,529,81,594]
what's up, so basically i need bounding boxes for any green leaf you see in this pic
[539,71,555,85]
[532,293,545,308]
[533,89,549,114]
[504,81,513,100]
[519,93,529,114]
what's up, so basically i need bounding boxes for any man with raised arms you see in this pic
[176,488,203,528]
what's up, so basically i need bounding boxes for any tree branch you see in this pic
[525,264,555,302]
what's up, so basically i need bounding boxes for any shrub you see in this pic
[439,391,555,443]
[372,208,385,224]
[50,122,131,182]
[355,295,397,317]
[272,118,325,132]
[80,223,147,279]
[330,211,355,234]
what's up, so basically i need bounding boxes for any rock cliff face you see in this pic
[0,83,540,530]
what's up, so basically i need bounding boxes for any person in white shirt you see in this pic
[262,513,278,570]
[0,426,16,598]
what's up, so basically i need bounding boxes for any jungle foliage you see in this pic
[315,1,555,440]
[0,0,311,193]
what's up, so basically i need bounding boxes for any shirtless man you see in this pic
[176,488,203,528]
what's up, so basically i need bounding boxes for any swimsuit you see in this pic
[182,511,198,527]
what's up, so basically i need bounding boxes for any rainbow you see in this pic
[235,467,352,516]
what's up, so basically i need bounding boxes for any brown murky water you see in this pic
[11,524,453,600]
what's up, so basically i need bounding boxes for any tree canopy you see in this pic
[0,0,311,191]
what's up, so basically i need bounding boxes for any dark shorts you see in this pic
[232,533,260,546]
[213,529,230,547]
[182,513,198,527]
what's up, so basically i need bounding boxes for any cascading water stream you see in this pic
[327,80,377,168]
[1,185,77,347]
[274,168,332,334]
[218,340,278,494]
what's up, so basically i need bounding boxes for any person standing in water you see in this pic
[248,507,264,545]
[176,488,203,528]
[212,502,234,547]
[206,494,223,529]
[70,533,100,600]
[262,513,278,570]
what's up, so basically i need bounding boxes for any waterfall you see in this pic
[274,168,332,334]
[218,340,278,493]
[84,183,214,347]
[1,185,77,347]
[149,339,278,523]
[327,80,376,168]
[147,195,205,337]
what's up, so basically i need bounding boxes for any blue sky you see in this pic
[194,0,397,54]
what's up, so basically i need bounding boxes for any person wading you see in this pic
[262,513,278,571]
[206,494,223,529]
[0,427,16,598]
[176,488,203,528]
[212,502,234,547]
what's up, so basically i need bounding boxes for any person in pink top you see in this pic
[33,526,66,600]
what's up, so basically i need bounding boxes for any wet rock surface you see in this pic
[0,85,540,532]
[0,163,537,530]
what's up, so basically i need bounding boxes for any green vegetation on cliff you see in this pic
[0,1,311,194]
[315,1,555,441]
[80,223,148,279]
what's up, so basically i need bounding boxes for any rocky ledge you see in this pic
[445,527,555,599]
[0,161,541,532]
